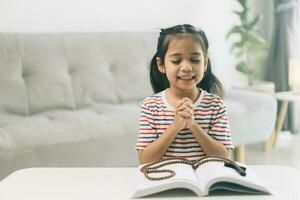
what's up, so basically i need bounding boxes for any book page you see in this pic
[133,163,202,198]
[195,161,270,195]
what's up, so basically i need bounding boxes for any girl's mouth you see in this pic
[177,75,196,80]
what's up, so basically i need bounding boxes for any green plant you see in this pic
[226,0,268,85]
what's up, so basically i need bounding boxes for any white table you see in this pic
[265,91,300,150]
[0,166,300,200]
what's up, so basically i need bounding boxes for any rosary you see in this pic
[140,155,247,181]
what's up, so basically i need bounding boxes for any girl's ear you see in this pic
[156,57,166,73]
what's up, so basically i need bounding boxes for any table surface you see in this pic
[275,91,300,101]
[0,166,300,200]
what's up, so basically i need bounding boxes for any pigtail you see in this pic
[150,53,169,93]
[197,59,224,98]
[195,30,224,97]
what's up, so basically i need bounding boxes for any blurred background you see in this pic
[0,0,299,167]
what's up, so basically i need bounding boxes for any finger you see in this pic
[181,98,193,108]
[182,101,193,110]
[175,100,184,109]
[176,103,193,113]
[176,102,188,111]
[184,107,194,116]
[180,108,194,117]
[178,111,190,118]
[185,101,193,109]
[182,97,193,104]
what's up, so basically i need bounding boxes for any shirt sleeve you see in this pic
[135,100,159,150]
[208,100,234,150]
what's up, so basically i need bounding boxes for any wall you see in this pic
[253,0,274,80]
[0,0,245,87]
[253,0,274,44]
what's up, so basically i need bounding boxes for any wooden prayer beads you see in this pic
[140,155,246,181]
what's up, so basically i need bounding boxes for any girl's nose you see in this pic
[181,61,193,71]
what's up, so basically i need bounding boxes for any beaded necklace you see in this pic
[140,155,246,181]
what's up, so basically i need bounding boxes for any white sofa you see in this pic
[0,32,277,180]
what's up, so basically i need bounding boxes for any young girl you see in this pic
[136,24,234,164]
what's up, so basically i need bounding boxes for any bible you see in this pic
[132,156,272,198]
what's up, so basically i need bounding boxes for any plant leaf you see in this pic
[247,33,268,52]
[226,26,244,39]
[236,61,247,74]
[238,0,247,9]
[246,15,260,30]
[233,11,242,16]
[230,40,245,53]
[227,0,268,78]
[235,50,244,58]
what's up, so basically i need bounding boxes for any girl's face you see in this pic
[157,34,208,92]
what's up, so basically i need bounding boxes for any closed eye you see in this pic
[191,59,200,63]
[171,60,180,64]
[171,59,200,64]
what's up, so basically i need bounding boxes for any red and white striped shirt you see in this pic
[135,88,234,161]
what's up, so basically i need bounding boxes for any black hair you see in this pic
[150,24,224,97]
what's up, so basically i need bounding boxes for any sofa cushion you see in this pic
[20,35,77,114]
[0,35,28,115]
[0,102,140,151]
[0,33,157,115]
[0,77,28,115]
[63,33,155,105]
[63,34,119,106]
[104,33,156,102]
[0,34,77,115]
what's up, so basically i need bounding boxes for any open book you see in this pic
[132,157,272,198]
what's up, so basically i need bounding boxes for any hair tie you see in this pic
[160,28,165,35]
